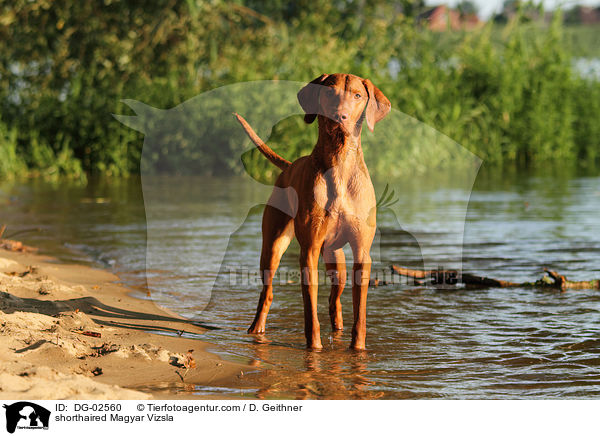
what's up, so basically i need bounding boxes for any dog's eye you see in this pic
[354,93,361,99]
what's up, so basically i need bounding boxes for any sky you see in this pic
[424,0,600,18]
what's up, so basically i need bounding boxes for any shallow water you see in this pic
[1,167,600,399]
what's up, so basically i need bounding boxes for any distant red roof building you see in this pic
[418,5,483,31]
[461,12,482,30]
[577,6,600,25]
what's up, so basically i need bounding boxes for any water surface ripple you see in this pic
[1,170,599,399]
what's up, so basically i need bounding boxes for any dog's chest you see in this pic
[313,170,374,223]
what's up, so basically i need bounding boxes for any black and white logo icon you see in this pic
[2,402,50,434]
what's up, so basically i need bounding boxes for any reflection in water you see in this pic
[1,166,600,399]
[240,341,383,400]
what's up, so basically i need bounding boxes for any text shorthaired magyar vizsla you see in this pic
[235,73,391,350]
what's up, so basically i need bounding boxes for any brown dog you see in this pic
[235,73,390,350]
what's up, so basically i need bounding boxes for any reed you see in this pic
[0,1,598,179]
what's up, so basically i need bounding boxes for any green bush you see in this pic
[0,1,598,179]
[0,120,26,179]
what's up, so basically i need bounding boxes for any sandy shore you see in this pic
[0,245,253,400]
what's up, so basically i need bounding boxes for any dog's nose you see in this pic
[334,113,348,122]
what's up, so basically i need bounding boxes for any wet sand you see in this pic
[0,246,253,400]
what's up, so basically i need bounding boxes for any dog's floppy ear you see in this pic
[362,79,391,132]
[297,74,329,124]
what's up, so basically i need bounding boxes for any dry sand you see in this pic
[0,247,253,400]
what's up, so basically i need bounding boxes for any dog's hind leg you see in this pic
[324,247,346,331]
[248,205,293,334]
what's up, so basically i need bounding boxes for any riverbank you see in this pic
[0,245,253,400]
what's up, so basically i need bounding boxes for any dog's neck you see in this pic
[311,117,365,172]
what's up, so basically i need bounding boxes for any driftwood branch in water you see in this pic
[0,225,38,253]
[390,265,600,291]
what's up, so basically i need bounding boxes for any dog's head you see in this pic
[297,73,391,134]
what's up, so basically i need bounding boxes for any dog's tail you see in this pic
[234,113,291,170]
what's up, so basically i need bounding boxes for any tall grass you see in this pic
[0,120,26,180]
[0,1,598,179]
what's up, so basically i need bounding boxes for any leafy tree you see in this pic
[0,0,598,179]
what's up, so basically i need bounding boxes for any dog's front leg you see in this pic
[300,246,323,350]
[350,246,372,350]
[324,247,346,331]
